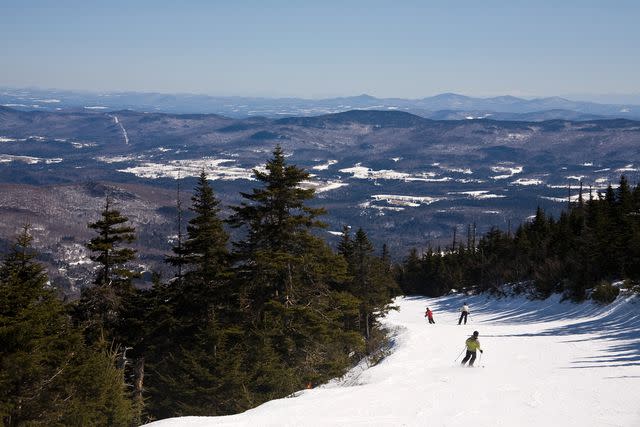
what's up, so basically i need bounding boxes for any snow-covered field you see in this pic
[146,292,640,427]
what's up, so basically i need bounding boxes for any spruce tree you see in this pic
[337,225,353,259]
[76,196,143,421]
[398,248,422,295]
[178,171,228,282]
[87,196,137,287]
[347,228,396,342]
[166,171,230,326]
[381,243,392,274]
[228,146,363,404]
[229,145,327,307]
[79,196,138,337]
[0,227,134,426]
[165,179,187,283]
[145,171,241,419]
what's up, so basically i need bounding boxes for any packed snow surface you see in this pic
[145,292,640,427]
[111,114,130,144]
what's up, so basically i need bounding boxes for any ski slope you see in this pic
[146,292,640,427]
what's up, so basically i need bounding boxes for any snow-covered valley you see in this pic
[3,107,640,294]
[146,292,640,427]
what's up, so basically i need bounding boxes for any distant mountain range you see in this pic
[2,87,640,121]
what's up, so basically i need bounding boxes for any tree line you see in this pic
[0,146,398,426]
[397,176,640,302]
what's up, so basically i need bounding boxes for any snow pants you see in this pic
[458,311,468,325]
[461,350,477,367]
[428,317,435,324]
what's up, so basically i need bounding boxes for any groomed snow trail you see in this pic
[110,114,129,145]
[146,293,640,427]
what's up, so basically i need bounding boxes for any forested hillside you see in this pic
[0,147,397,426]
[397,176,640,301]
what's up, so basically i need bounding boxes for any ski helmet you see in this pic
[473,331,479,337]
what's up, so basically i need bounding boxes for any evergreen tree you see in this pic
[229,145,327,308]
[178,171,228,281]
[145,171,240,419]
[398,248,423,295]
[0,227,134,426]
[166,171,230,326]
[228,146,365,404]
[381,243,391,273]
[165,179,187,283]
[346,228,396,343]
[337,225,353,259]
[87,196,137,287]
[75,196,144,421]
[78,196,138,337]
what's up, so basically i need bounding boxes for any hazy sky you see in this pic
[1,0,638,99]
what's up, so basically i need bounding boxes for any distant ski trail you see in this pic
[110,114,129,145]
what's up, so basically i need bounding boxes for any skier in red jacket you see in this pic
[425,307,435,324]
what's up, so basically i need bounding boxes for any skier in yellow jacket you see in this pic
[461,331,483,367]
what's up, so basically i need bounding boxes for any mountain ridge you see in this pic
[3,87,640,120]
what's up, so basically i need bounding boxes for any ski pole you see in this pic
[454,347,466,362]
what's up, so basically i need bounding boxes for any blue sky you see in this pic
[1,0,638,99]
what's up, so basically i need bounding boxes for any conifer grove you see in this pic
[0,147,398,425]
[396,176,640,302]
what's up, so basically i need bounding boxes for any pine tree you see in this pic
[229,145,327,308]
[87,196,137,287]
[165,178,187,283]
[350,228,375,340]
[337,225,353,259]
[0,226,50,319]
[75,196,144,421]
[78,196,138,337]
[398,248,423,295]
[381,243,391,271]
[227,146,363,404]
[166,171,230,326]
[179,171,228,282]
[0,226,134,426]
[145,171,239,419]
[345,228,396,343]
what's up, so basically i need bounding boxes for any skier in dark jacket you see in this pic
[425,307,435,324]
[461,331,483,367]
